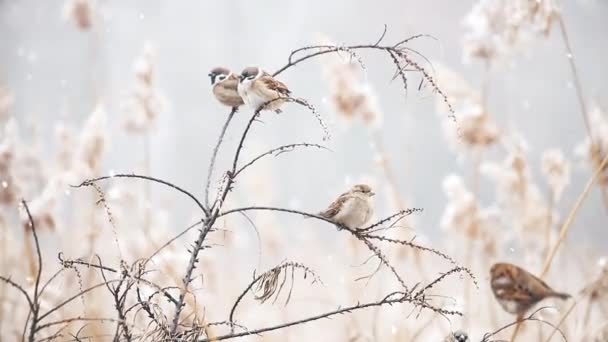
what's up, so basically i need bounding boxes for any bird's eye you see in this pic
[217,75,226,81]
[247,75,255,80]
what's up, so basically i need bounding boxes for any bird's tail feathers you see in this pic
[550,292,571,300]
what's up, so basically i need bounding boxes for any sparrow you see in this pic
[444,331,469,342]
[208,67,244,108]
[237,66,291,113]
[319,184,375,229]
[490,262,570,317]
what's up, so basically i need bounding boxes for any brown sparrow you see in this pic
[490,263,570,316]
[237,66,291,113]
[319,184,375,229]
[208,67,244,108]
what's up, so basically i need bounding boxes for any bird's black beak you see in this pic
[208,74,215,85]
[239,75,245,83]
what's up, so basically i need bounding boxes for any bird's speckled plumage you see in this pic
[209,67,244,108]
[319,184,374,229]
[490,262,570,316]
[237,66,291,113]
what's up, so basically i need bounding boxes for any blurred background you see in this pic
[1,1,607,341]
[1,0,606,245]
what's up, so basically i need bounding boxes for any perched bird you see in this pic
[444,331,469,342]
[208,67,244,108]
[319,184,375,229]
[237,66,291,113]
[490,262,570,317]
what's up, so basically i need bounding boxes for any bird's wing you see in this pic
[221,77,240,92]
[259,75,291,96]
[319,192,350,219]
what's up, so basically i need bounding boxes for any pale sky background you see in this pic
[1,0,606,250]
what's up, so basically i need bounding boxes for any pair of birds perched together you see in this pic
[209,66,291,113]
[210,66,376,229]
[209,66,571,340]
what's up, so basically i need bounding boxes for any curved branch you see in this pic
[39,268,67,298]
[218,206,337,227]
[21,201,42,301]
[202,293,460,341]
[21,200,42,342]
[72,174,209,217]
[228,262,321,329]
[38,280,123,322]
[35,317,130,333]
[270,31,456,125]
[481,307,567,342]
[58,255,179,306]
[235,143,330,177]
[144,219,205,266]
[373,24,388,46]
[0,275,34,310]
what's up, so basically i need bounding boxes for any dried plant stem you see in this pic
[557,15,591,138]
[464,149,482,329]
[372,132,407,210]
[541,154,608,278]
[21,201,42,342]
[544,299,578,342]
[509,316,523,342]
[581,296,594,335]
[544,195,556,261]
[556,14,608,213]
[602,186,608,215]
[143,132,151,233]
[371,132,428,279]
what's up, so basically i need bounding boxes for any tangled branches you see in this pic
[0,28,472,341]
[272,29,457,124]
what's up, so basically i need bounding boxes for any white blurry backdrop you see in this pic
[1,0,607,251]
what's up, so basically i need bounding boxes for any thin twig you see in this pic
[205,108,237,209]
[235,143,330,177]
[202,293,460,341]
[541,154,608,278]
[73,174,209,217]
[482,307,567,342]
[21,200,42,342]
[556,14,592,139]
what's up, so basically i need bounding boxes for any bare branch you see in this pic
[235,143,330,177]
[0,275,34,310]
[21,200,42,342]
[203,292,461,342]
[72,174,209,217]
[481,307,568,342]
[38,280,124,322]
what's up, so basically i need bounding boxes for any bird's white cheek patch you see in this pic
[240,80,253,90]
